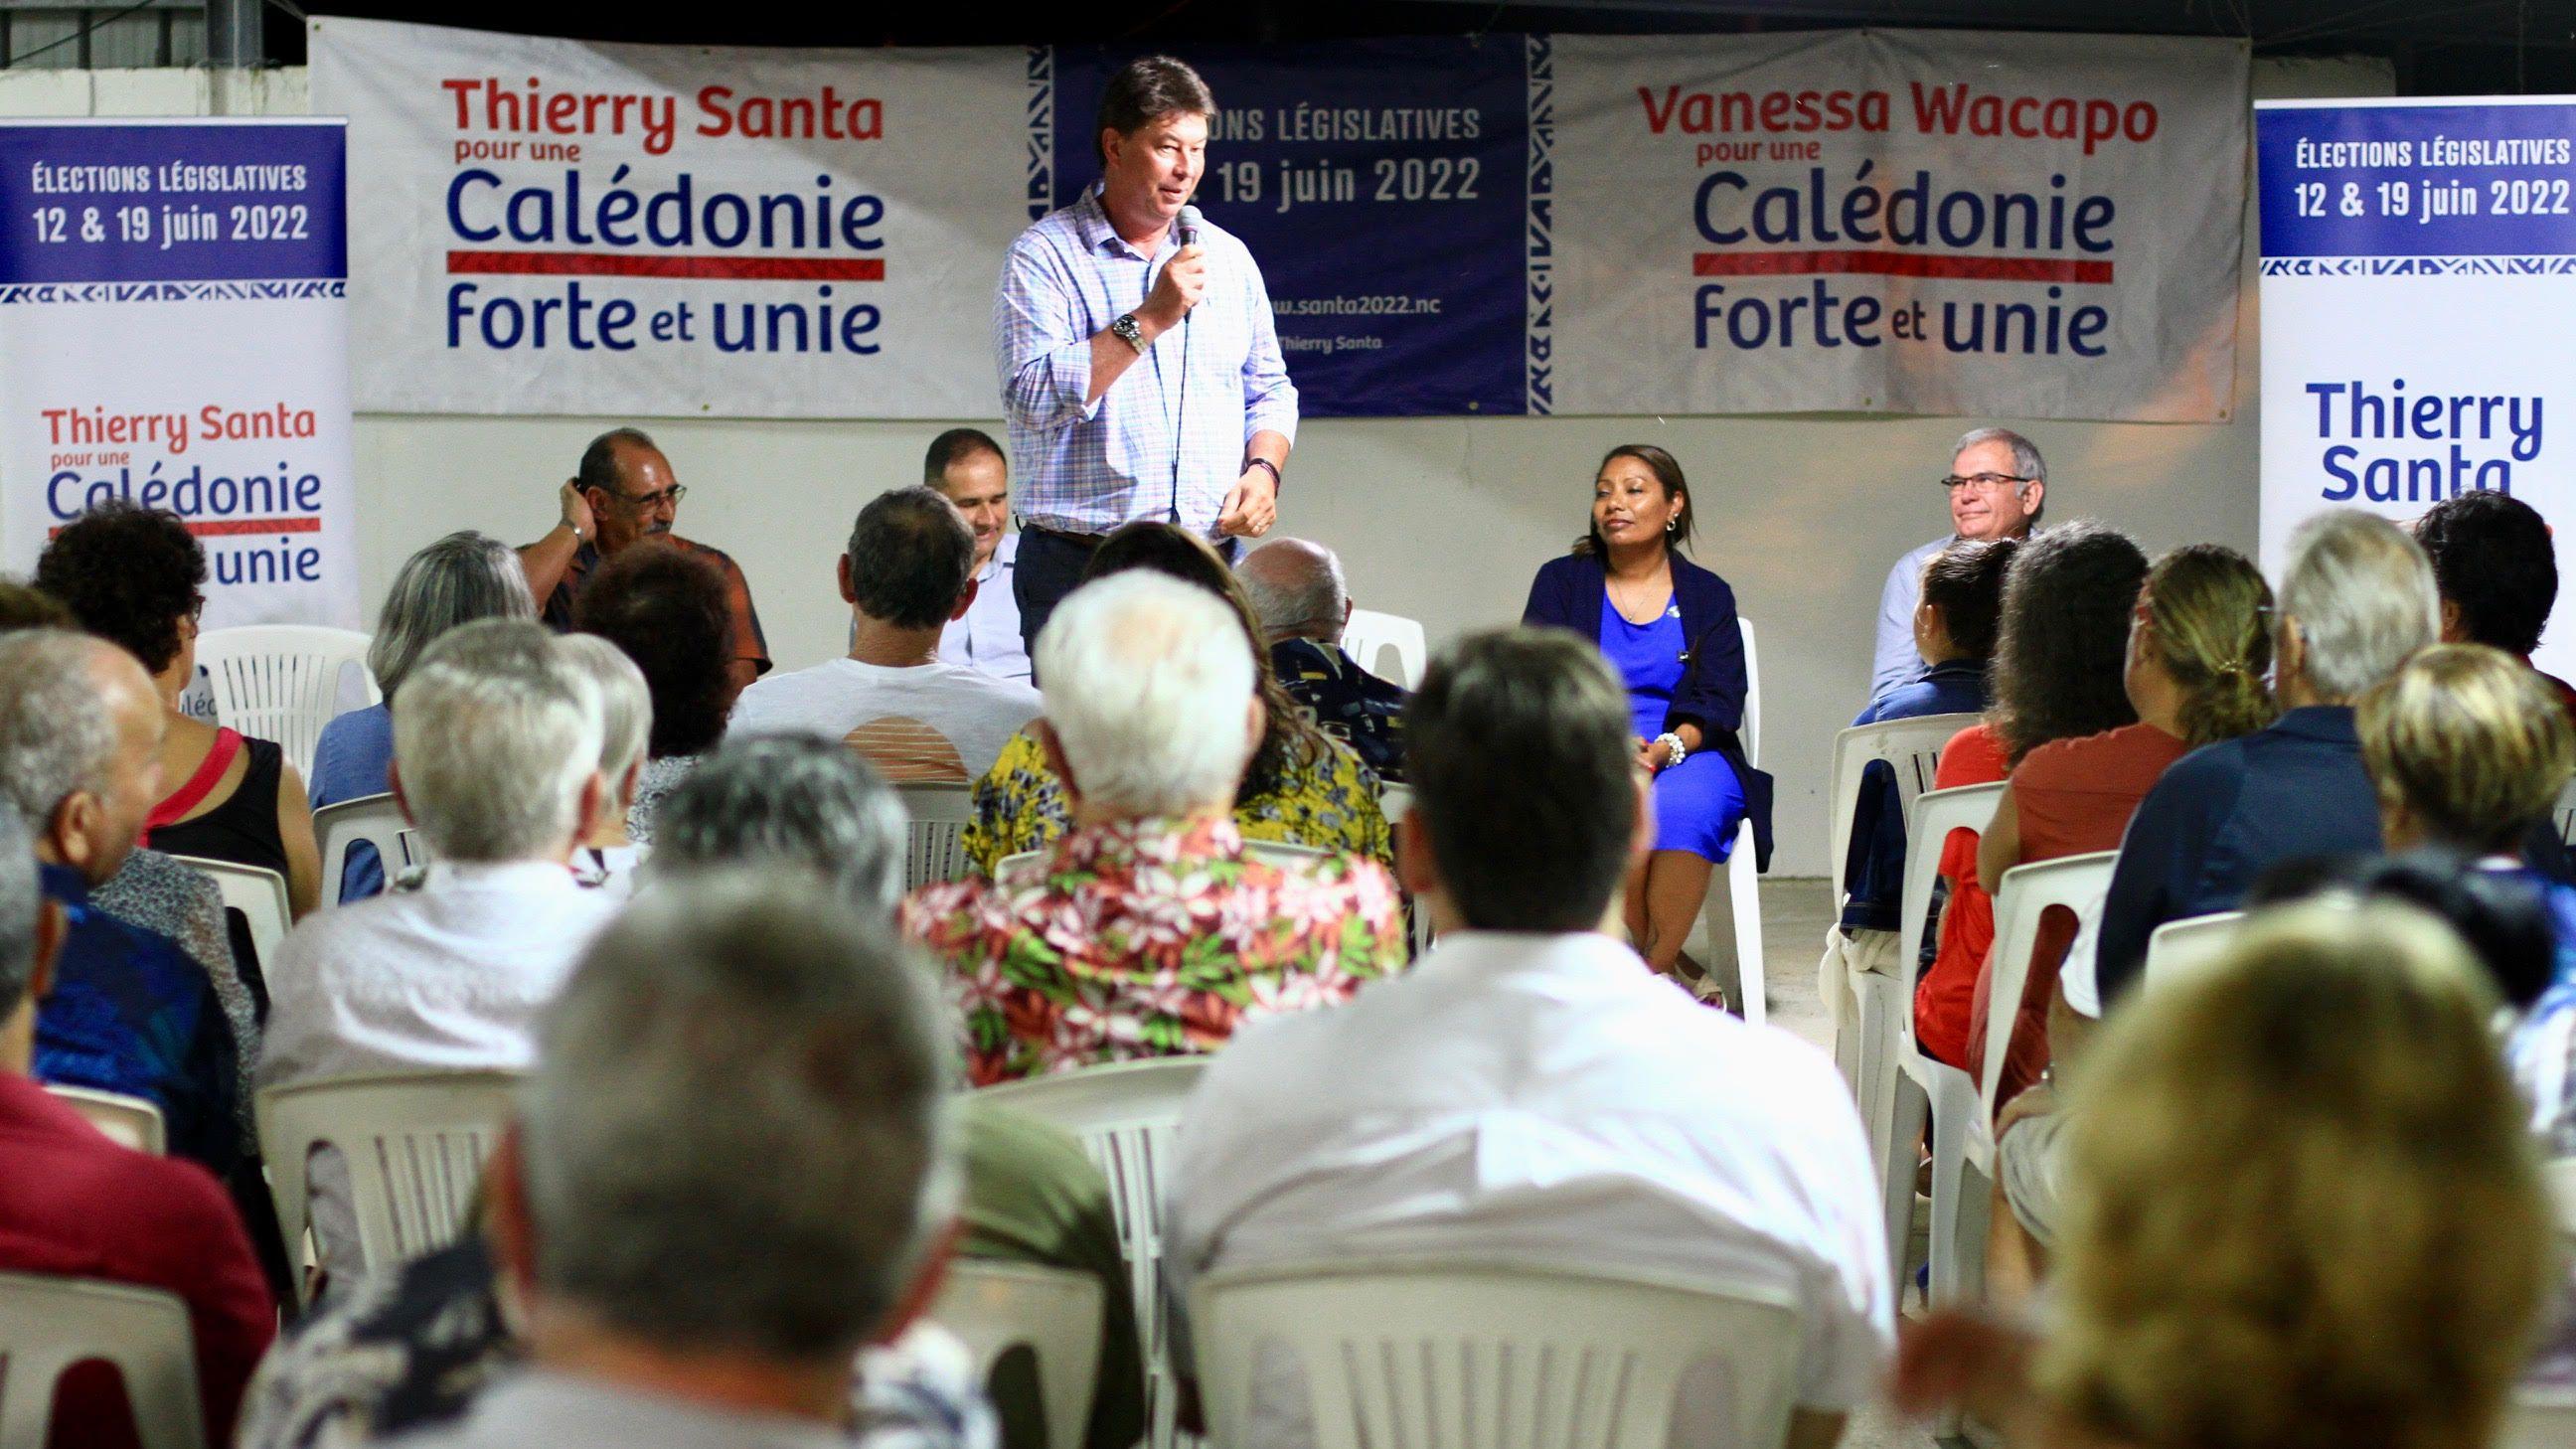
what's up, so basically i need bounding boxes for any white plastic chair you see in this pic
[1700,617,1768,1025]
[977,1057,1208,1449]
[899,782,976,891]
[2545,1157,2576,1236]
[254,1069,520,1306]
[1341,609,1426,690]
[1191,1259,1803,1449]
[2556,774,2576,849]
[1883,782,2006,1295]
[0,1271,205,1449]
[2501,1390,2576,1449]
[1379,784,1437,959]
[1822,713,1980,1179]
[45,1084,166,1156]
[933,1260,1106,1449]
[2142,910,2244,988]
[994,838,1327,892]
[312,791,428,902]
[1906,850,2118,1336]
[166,856,290,980]
[193,625,379,781]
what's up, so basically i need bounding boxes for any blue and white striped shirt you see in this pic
[993,188,1298,537]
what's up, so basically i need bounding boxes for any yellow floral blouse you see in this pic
[963,725,1393,878]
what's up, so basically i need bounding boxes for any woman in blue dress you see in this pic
[1523,444,1765,986]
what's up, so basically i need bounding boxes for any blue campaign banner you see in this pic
[2256,100,2576,259]
[1045,39,1529,417]
[0,119,346,285]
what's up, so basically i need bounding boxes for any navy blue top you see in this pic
[1841,659,1989,931]
[310,701,395,901]
[2094,707,2382,1005]
[1522,550,1774,869]
[33,862,242,1179]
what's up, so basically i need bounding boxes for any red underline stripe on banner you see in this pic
[45,517,321,540]
[446,251,887,281]
[1691,251,2115,284]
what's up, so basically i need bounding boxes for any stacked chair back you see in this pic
[193,624,379,780]
[0,1272,204,1449]
[1192,1259,1803,1449]
[932,1260,1106,1449]
[254,1069,521,1306]
[166,856,291,983]
[313,792,430,900]
[978,1057,1210,1449]
[2140,910,2244,989]
[1340,609,1426,689]
[44,1084,165,1156]
[897,782,977,891]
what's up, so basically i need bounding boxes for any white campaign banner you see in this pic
[0,118,359,628]
[2256,97,2576,682]
[1543,31,2248,420]
[310,17,1026,419]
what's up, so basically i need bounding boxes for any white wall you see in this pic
[0,54,2391,876]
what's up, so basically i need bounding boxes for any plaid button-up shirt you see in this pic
[994,188,1298,538]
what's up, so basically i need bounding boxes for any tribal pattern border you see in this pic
[1526,33,1555,416]
[0,278,346,304]
[2261,255,2576,276]
[1024,46,1054,224]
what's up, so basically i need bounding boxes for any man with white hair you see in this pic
[904,571,1405,1084]
[0,628,242,1176]
[2090,508,2437,1004]
[1236,538,1408,782]
[1870,426,2047,704]
[260,618,612,1284]
[389,874,963,1448]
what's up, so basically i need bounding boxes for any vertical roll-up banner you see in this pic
[2257,98,2576,679]
[0,117,358,628]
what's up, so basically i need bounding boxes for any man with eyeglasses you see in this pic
[517,425,771,691]
[1869,426,2046,705]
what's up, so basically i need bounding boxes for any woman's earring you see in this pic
[1666,518,1679,533]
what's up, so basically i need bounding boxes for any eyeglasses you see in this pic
[611,483,687,511]
[1940,473,2033,493]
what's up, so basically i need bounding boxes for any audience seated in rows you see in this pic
[927,426,1032,685]
[312,531,537,902]
[2092,509,2436,1002]
[1171,627,1888,1449]
[962,523,1391,877]
[2414,486,2576,721]
[1236,537,1408,783]
[520,426,771,691]
[1824,537,2013,1028]
[570,541,739,844]
[0,801,275,1449]
[731,485,1043,783]
[258,619,614,1289]
[555,633,654,896]
[0,629,242,1179]
[1976,544,2275,1107]
[909,570,1405,1085]
[1916,522,2147,1076]
[372,873,972,1449]
[1899,900,2556,1449]
[39,501,323,935]
[245,735,1143,1449]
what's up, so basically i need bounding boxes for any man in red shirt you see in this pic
[0,802,273,1448]
[517,426,771,694]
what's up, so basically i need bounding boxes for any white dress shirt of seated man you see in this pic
[257,618,614,1292]
[1167,627,1891,1449]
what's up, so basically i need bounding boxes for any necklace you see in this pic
[1607,563,1671,624]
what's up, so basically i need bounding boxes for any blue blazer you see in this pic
[1521,550,1776,871]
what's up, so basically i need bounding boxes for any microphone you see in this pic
[1168,205,1201,526]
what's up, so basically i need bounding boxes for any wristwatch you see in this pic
[1109,312,1147,354]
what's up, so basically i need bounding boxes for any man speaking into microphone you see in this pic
[994,54,1298,655]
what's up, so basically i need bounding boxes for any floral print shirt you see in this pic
[961,725,1392,879]
[905,815,1406,1085]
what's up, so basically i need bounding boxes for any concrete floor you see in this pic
[1718,875,1962,1449]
